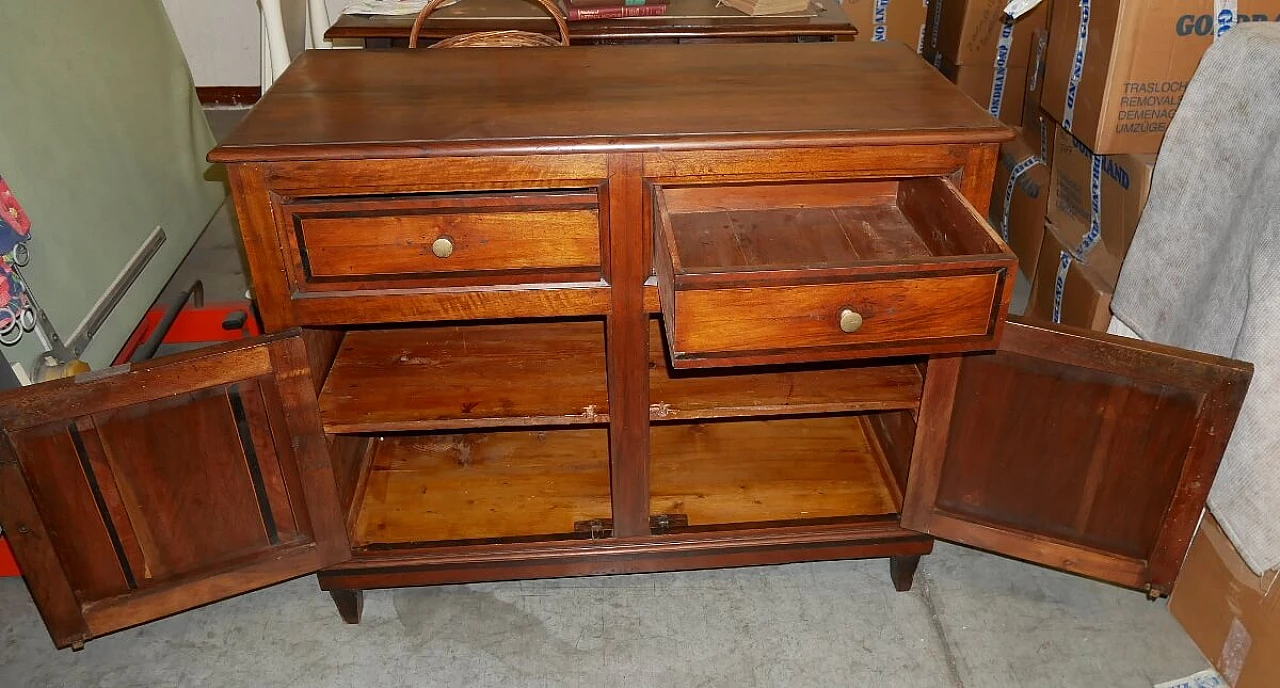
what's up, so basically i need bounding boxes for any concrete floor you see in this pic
[0,544,1212,687]
[0,109,1216,686]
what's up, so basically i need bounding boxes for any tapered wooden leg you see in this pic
[890,555,921,592]
[329,588,364,624]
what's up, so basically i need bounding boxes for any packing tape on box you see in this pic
[1062,0,1091,133]
[1052,249,1072,324]
[872,0,889,41]
[989,16,1015,117]
[1072,153,1105,257]
[1001,154,1042,241]
[1004,0,1044,19]
[1038,115,1050,163]
[1027,29,1047,93]
[1215,0,1239,40]
[929,0,944,67]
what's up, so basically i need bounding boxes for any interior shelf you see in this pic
[648,319,922,420]
[320,321,610,433]
[650,415,902,528]
[320,319,921,434]
[351,429,612,548]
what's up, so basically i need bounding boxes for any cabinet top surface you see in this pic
[210,42,1011,163]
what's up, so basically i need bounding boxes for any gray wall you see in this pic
[0,1,226,372]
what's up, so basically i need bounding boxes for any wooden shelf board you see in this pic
[651,415,901,527]
[320,318,919,433]
[319,322,610,433]
[351,429,612,547]
[649,319,922,420]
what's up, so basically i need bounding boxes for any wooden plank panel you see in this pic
[352,430,612,546]
[6,426,133,600]
[289,284,612,326]
[604,154,652,538]
[903,319,1252,592]
[231,381,301,542]
[263,155,609,195]
[93,388,274,579]
[0,347,272,430]
[650,416,899,526]
[0,434,91,648]
[649,319,922,420]
[319,322,610,433]
[933,350,1198,559]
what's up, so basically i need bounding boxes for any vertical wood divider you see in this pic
[605,154,651,537]
[228,165,296,332]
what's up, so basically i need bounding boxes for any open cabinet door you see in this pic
[0,333,349,649]
[902,319,1251,595]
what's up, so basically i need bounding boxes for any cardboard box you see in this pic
[938,55,1028,126]
[1018,28,1056,165]
[990,132,1051,276]
[923,0,1048,67]
[1041,0,1280,154]
[843,0,930,52]
[1046,124,1156,261]
[1170,512,1280,688]
[1027,221,1119,331]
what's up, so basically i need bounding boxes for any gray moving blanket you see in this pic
[1111,24,1280,575]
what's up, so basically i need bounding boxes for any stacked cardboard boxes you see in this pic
[1041,0,1280,155]
[842,0,930,51]
[922,0,1048,125]
[1025,125,1156,328]
[982,0,1273,331]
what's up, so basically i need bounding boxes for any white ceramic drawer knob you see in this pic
[839,308,863,334]
[431,236,455,258]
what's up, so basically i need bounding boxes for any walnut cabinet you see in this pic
[0,43,1251,649]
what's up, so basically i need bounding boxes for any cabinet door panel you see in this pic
[902,320,1251,594]
[0,334,349,649]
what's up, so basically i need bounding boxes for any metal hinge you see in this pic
[649,513,688,535]
[573,519,613,539]
[573,514,691,539]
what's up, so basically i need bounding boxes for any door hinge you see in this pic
[573,519,613,539]
[649,513,688,535]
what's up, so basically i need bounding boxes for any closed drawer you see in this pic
[654,178,1017,367]
[283,190,601,289]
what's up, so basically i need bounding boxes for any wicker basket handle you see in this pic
[409,0,572,48]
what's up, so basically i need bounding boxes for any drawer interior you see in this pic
[653,177,1016,367]
[657,178,1008,280]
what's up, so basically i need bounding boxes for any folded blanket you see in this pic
[1111,24,1280,575]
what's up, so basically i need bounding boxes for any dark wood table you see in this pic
[326,0,858,47]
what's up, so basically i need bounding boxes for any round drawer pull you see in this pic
[431,236,455,259]
[839,308,863,334]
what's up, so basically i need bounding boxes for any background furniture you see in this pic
[327,0,856,47]
[0,42,1251,651]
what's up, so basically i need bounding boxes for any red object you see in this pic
[567,3,668,19]
[0,536,19,577]
[113,301,260,366]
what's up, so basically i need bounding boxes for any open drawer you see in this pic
[653,178,1017,368]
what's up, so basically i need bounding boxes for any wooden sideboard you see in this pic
[326,0,858,47]
[0,43,1252,650]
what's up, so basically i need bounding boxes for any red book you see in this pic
[566,3,669,19]
[564,0,660,7]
